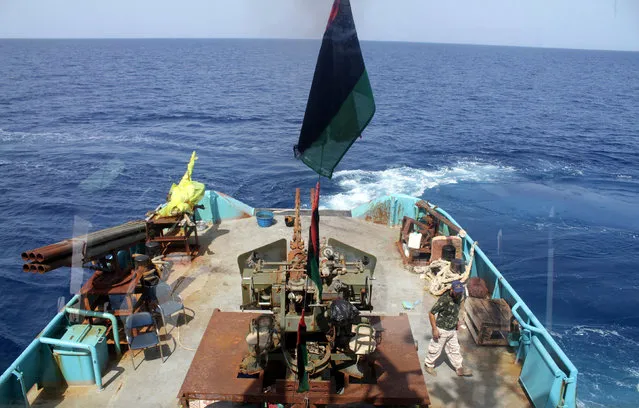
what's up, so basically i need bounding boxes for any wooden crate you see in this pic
[464,297,513,346]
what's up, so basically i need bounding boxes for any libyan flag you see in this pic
[294,0,375,178]
[307,182,322,300]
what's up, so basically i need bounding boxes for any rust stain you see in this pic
[215,191,252,219]
[364,202,390,225]
[394,202,404,226]
[218,211,252,221]
[178,312,430,406]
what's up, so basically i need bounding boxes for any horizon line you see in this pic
[0,36,637,53]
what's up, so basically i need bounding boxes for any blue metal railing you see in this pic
[2,193,578,407]
[436,206,578,408]
[63,304,121,357]
[37,337,103,391]
[319,194,579,406]
[0,295,120,406]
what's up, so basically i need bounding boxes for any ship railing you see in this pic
[436,207,578,408]
[350,194,578,407]
[0,295,120,406]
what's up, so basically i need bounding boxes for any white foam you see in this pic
[0,128,151,146]
[573,326,619,337]
[536,159,584,177]
[625,367,639,379]
[324,162,514,210]
[570,325,639,346]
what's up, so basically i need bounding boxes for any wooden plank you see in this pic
[496,299,513,322]
[465,298,511,346]
[471,298,511,330]
[466,298,492,324]
[464,313,480,344]
[479,300,507,329]
[486,299,512,329]
[466,300,492,345]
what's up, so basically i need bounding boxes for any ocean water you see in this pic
[0,39,638,407]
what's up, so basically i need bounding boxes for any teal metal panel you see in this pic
[58,325,102,346]
[39,337,104,390]
[191,190,255,223]
[351,196,383,223]
[351,194,419,226]
[195,190,255,223]
[52,325,108,386]
[213,191,254,221]
[351,195,391,224]
[194,190,214,222]
[64,306,121,356]
[391,194,420,225]
[520,336,564,408]
[0,296,79,405]
[39,338,65,388]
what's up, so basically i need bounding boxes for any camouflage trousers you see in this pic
[424,328,463,370]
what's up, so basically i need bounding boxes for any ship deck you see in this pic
[29,215,530,407]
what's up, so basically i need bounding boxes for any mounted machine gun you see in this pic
[237,188,377,382]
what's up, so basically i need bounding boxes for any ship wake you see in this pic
[324,161,515,210]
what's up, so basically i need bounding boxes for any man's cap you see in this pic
[451,280,464,294]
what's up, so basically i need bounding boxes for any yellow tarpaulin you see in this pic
[157,151,205,217]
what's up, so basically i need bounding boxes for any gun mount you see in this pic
[237,188,377,380]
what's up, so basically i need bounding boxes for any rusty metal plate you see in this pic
[364,202,391,225]
[178,311,430,407]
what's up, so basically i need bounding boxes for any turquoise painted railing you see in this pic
[0,295,120,406]
[436,206,578,408]
[63,305,121,357]
[0,295,78,406]
[352,194,577,407]
[37,337,103,391]
[1,193,577,407]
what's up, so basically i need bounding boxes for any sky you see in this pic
[0,0,637,51]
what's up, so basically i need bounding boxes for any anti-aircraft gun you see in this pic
[238,188,378,382]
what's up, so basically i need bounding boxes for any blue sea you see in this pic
[0,39,637,407]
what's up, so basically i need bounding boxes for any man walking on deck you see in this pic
[424,280,473,377]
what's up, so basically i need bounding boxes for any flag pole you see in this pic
[297,148,324,394]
